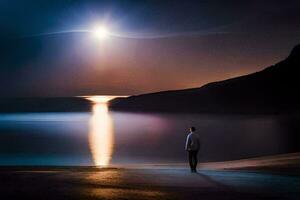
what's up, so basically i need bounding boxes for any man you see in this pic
[185,127,200,173]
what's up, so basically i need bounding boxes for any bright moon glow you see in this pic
[85,96,116,103]
[92,26,110,40]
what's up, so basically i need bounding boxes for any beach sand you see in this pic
[0,153,299,200]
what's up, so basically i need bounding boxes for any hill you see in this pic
[110,44,300,114]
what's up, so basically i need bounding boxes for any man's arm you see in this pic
[196,135,200,150]
[185,135,191,151]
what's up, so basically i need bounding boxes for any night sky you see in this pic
[0,0,299,97]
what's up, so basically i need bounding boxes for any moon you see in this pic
[92,26,110,40]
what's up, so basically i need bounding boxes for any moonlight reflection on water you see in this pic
[84,96,118,166]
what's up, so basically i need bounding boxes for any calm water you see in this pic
[0,96,299,166]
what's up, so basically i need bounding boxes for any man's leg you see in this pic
[188,151,193,172]
[193,151,198,172]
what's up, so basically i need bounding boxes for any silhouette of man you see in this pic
[185,127,200,173]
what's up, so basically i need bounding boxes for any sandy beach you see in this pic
[1,153,299,200]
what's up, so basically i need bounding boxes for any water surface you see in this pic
[0,96,299,166]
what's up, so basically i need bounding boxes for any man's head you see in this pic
[189,127,196,132]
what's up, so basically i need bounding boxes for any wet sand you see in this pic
[0,153,300,200]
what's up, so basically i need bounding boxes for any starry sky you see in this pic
[0,0,299,97]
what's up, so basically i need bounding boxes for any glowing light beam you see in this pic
[19,29,230,40]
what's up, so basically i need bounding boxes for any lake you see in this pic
[0,96,299,166]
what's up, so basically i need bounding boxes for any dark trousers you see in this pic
[188,150,198,171]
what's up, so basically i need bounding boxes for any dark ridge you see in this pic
[110,44,300,114]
